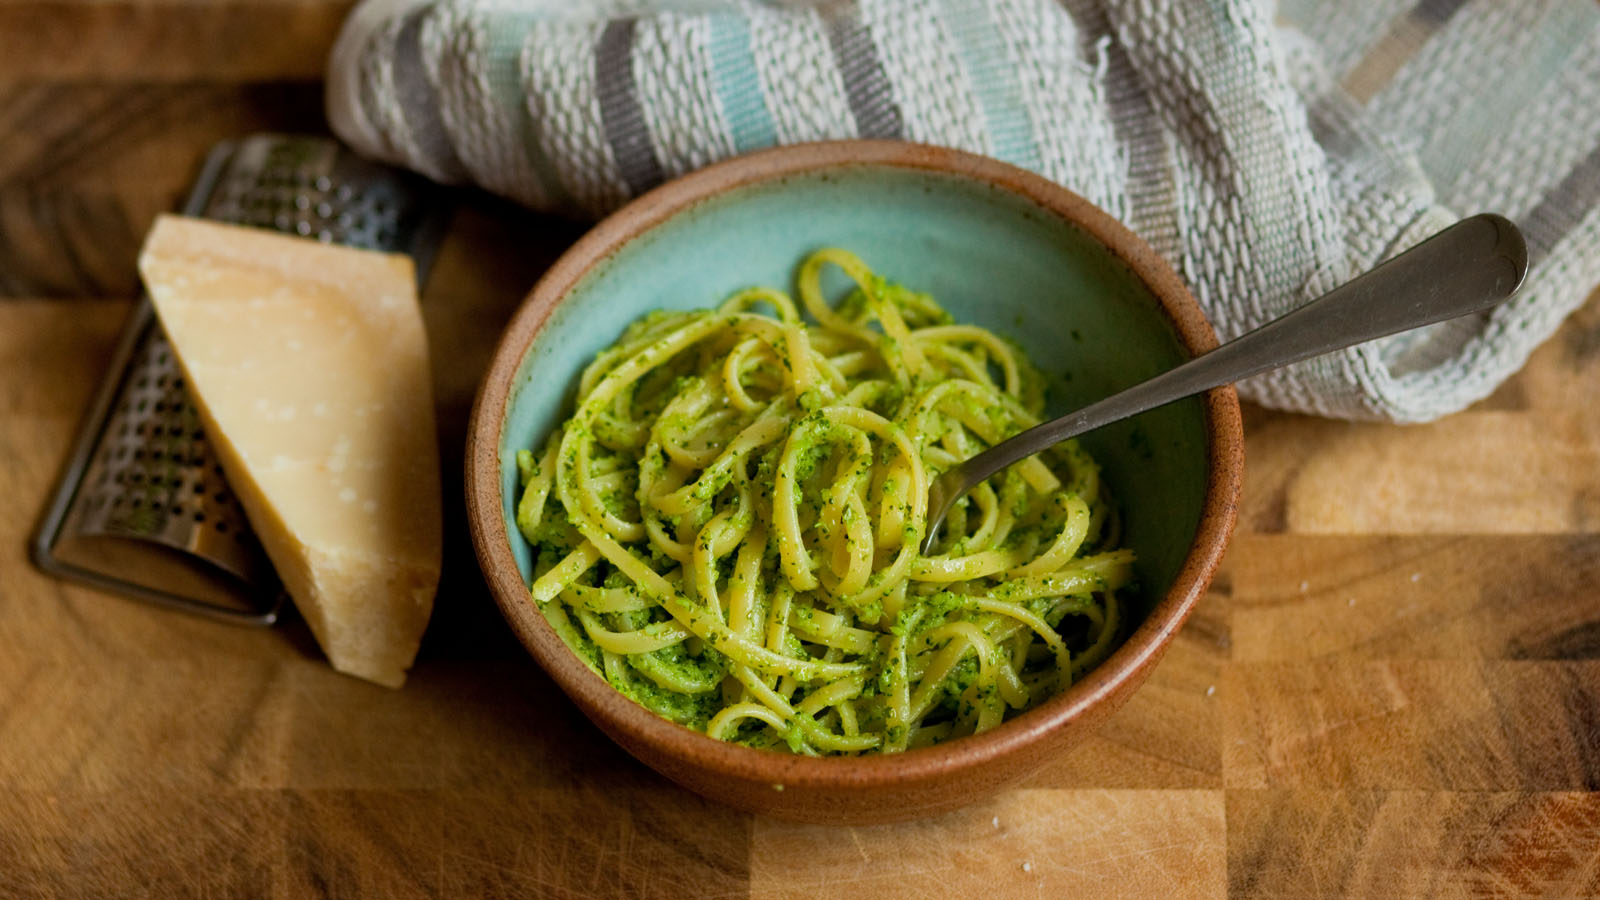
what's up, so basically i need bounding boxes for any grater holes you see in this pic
[70,140,432,582]
[83,323,208,534]
[50,136,447,613]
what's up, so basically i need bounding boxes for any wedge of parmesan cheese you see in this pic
[138,214,441,687]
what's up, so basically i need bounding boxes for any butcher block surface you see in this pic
[1,5,1598,896]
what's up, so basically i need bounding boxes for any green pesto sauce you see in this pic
[516,254,1130,755]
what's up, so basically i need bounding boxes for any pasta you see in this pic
[515,249,1133,755]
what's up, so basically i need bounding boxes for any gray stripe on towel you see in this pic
[596,18,667,196]
[1341,0,1470,104]
[1521,141,1600,263]
[392,5,467,182]
[1075,0,1180,262]
[825,5,904,140]
[1414,0,1471,28]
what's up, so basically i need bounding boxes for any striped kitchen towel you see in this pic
[326,0,1600,423]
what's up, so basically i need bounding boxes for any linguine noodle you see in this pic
[516,249,1132,755]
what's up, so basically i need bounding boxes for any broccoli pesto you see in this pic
[516,249,1132,755]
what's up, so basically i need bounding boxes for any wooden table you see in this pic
[3,5,1598,897]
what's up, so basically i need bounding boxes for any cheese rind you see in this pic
[138,214,442,687]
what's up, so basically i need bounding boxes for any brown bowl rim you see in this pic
[466,139,1243,789]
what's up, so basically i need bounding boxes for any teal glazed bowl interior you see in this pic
[467,141,1242,824]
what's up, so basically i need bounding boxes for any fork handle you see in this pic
[952,213,1528,494]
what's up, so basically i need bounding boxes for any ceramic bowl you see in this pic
[467,141,1242,824]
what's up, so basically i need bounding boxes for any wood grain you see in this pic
[0,0,351,81]
[5,266,1599,899]
[1222,659,1600,790]
[751,789,1227,900]
[1229,792,1600,898]
[1228,535,1600,662]
[2,5,1599,884]
[0,83,327,299]
[2,786,752,900]
[1258,412,1600,533]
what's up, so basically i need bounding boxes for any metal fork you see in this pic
[922,213,1529,553]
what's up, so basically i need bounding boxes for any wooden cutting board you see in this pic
[1,4,1597,896]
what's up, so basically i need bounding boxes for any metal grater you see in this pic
[31,134,446,625]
